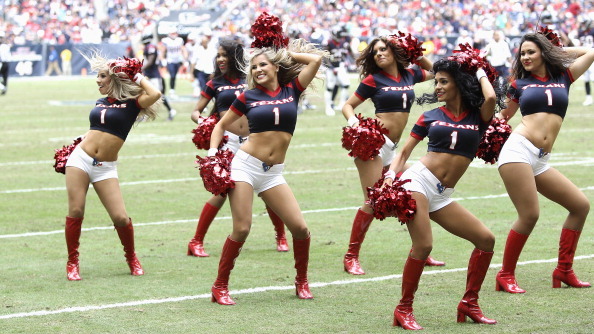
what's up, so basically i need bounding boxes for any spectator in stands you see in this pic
[483,31,513,85]
[190,28,217,94]
[60,48,73,76]
[0,33,10,95]
[142,32,176,120]
[159,30,187,99]
[45,46,62,76]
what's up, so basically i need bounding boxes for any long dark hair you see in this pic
[211,38,246,81]
[510,33,574,80]
[355,36,410,79]
[417,59,506,113]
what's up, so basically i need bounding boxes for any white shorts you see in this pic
[400,162,454,213]
[497,133,551,176]
[222,130,248,154]
[352,135,397,166]
[65,145,118,183]
[326,65,350,89]
[231,150,286,194]
[379,135,398,166]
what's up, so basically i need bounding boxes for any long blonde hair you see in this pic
[83,52,160,121]
[244,39,328,96]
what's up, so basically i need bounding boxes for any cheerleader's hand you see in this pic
[133,73,145,85]
[495,112,508,122]
[382,170,396,188]
[347,115,359,127]
[476,68,487,81]
[207,148,218,157]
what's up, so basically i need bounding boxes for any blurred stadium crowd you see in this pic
[1,0,594,47]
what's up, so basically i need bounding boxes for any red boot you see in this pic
[115,219,144,276]
[457,249,497,325]
[188,203,220,257]
[393,256,425,330]
[552,228,591,288]
[65,216,83,281]
[344,209,374,275]
[410,247,446,266]
[495,229,528,293]
[212,236,244,305]
[425,256,446,266]
[293,235,313,299]
[266,206,289,252]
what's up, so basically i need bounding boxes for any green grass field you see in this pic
[0,74,592,333]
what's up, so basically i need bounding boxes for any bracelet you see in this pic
[384,170,396,180]
[207,148,218,157]
[133,73,145,85]
[347,115,359,127]
[476,68,487,81]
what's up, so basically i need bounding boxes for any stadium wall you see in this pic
[5,43,130,77]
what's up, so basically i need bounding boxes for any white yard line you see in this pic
[0,207,360,239]
[3,156,594,194]
[0,168,357,194]
[3,182,594,239]
[0,143,339,167]
[0,254,592,320]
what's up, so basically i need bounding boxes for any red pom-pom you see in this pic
[250,12,289,49]
[109,56,143,80]
[191,115,227,150]
[387,31,425,64]
[449,43,498,84]
[341,114,389,161]
[195,149,235,196]
[366,175,417,224]
[537,26,563,47]
[53,137,83,174]
[476,117,512,164]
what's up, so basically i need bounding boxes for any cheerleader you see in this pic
[495,30,594,293]
[188,38,289,257]
[63,54,162,280]
[384,50,505,329]
[207,13,327,305]
[341,34,445,276]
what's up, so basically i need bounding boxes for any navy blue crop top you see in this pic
[354,69,425,113]
[202,76,247,114]
[89,97,141,141]
[507,69,574,119]
[230,78,304,135]
[411,106,489,159]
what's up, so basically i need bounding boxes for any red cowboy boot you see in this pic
[552,228,591,288]
[344,209,374,275]
[425,256,446,266]
[293,235,313,299]
[266,206,289,252]
[65,216,83,281]
[457,248,497,325]
[115,219,144,276]
[393,255,425,330]
[495,229,528,293]
[188,203,220,257]
[211,236,244,305]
